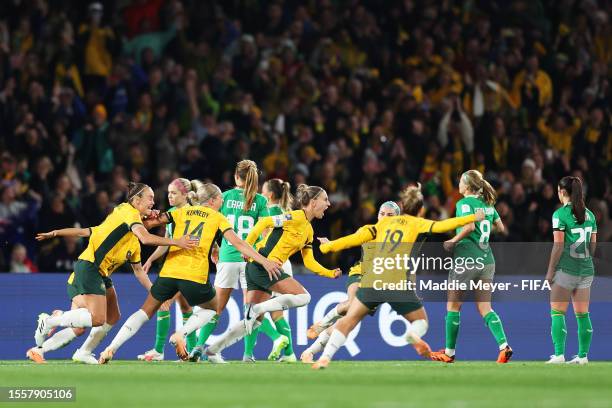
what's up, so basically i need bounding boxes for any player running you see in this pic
[301,201,400,363]
[138,178,200,361]
[430,170,512,364]
[196,184,341,362]
[545,176,597,365]
[27,182,197,364]
[190,160,270,363]
[311,184,485,369]
[98,183,281,363]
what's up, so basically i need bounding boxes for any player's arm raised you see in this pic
[318,226,375,254]
[36,227,92,240]
[132,214,197,249]
[224,228,282,280]
[301,245,341,278]
[430,209,485,234]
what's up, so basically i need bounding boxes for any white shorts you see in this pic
[214,262,247,289]
[554,270,593,291]
[271,260,293,297]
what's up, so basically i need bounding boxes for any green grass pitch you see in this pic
[1,360,611,408]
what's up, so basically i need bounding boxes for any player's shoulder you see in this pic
[585,208,597,225]
[255,193,268,204]
[552,204,569,218]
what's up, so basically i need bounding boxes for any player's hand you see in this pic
[545,270,555,285]
[36,231,56,241]
[211,248,219,264]
[262,259,283,281]
[330,268,341,279]
[142,260,153,273]
[443,240,456,252]
[317,237,330,244]
[175,235,199,250]
[144,209,161,220]
[474,208,485,221]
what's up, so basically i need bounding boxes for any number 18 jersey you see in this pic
[218,188,269,262]
[454,196,499,265]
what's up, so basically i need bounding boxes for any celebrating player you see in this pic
[301,201,401,363]
[27,182,197,364]
[545,176,597,365]
[430,170,512,364]
[98,182,281,363]
[311,184,485,369]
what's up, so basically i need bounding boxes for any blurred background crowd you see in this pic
[0,0,609,273]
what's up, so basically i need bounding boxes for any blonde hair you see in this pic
[265,178,293,212]
[235,160,258,211]
[187,181,222,206]
[294,184,324,209]
[170,178,191,195]
[461,170,496,206]
[399,183,424,215]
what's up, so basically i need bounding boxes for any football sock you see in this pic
[274,317,294,356]
[47,308,92,328]
[445,311,460,357]
[319,306,342,329]
[551,309,567,356]
[108,310,149,352]
[81,323,113,353]
[154,311,170,354]
[576,312,593,358]
[42,328,77,353]
[259,316,281,341]
[196,314,219,347]
[252,293,311,315]
[484,311,508,349]
[321,330,346,360]
[183,312,197,352]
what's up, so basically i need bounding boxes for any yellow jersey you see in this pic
[78,203,143,277]
[322,224,376,277]
[246,210,335,278]
[160,205,232,284]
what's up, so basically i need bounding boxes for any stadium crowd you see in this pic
[0,0,609,272]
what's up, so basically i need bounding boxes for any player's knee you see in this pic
[295,292,311,307]
[73,327,86,337]
[476,303,491,317]
[91,314,106,327]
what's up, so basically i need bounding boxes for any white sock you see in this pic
[208,320,261,354]
[445,348,455,357]
[80,323,113,353]
[108,310,149,352]
[306,329,331,355]
[47,308,92,328]
[321,329,346,360]
[319,305,342,329]
[499,342,508,350]
[406,319,428,344]
[178,309,215,337]
[252,293,311,315]
[41,328,77,353]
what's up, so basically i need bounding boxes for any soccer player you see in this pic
[197,184,341,362]
[27,182,197,364]
[430,170,512,363]
[301,201,401,363]
[98,182,281,363]
[311,184,485,369]
[138,178,199,361]
[190,160,270,363]
[545,176,597,365]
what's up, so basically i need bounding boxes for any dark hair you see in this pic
[265,178,292,212]
[559,176,586,224]
[294,184,324,209]
[127,182,149,203]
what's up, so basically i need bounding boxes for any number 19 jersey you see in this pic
[218,188,269,262]
[454,196,500,265]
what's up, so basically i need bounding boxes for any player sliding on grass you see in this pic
[28,182,197,364]
[195,184,341,363]
[301,201,400,363]
[98,183,281,364]
[138,178,200,361]
[312,184,485,369]
[545,176,597,365]
[430,170,512,364]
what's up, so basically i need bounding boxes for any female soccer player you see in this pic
[27,182,197,364]
[138,178,199,361]
[251,178,298,362]
[311,184,485,369]
[545,176,597,365]
[191,160,270,363]
[198,184,341,362]
[98,183,282,363]
[430,170,512,363]
[301,201,400,363]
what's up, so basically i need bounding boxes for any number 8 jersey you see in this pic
[552,203,597,276]
[454,195,500,265]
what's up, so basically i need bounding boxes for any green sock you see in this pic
[445,311,460,352]
[243,327,259,358]
[550,309,567,356]
[484,311,508,348]
[259,318,281,341]
[183,312,197,352]
[576,312,593,358]
[274,317,294,356]
[196,314,219,347]
[155,311,171,354]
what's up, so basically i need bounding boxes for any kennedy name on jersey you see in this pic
[225,200,257,211]
[186,209,210,218]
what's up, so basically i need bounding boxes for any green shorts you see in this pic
[67,260,113,299]
[346,274,362,289]
[151,277,216,306]
[355,287,423,316]
[246,261,291,293]
[448,263,495,284]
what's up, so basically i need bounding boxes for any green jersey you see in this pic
[268,204,283,216]
[552,204,597,276]
[218,188,269,262]
[453,196,500,265]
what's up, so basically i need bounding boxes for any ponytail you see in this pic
[294,184,324,209]
[461,169,497,206]
[559,176,586,224]
[187,179,205,205]
[265,178,293,212]
[236,160,259,211]
[127,182,149,203]
[188,181,222,206]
